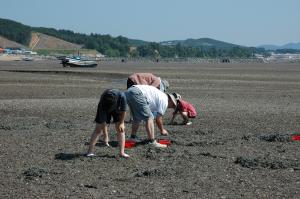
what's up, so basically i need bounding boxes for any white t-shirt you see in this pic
[134,85,168,115]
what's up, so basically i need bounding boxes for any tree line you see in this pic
[0,18,31,45]
[1,18,269,58]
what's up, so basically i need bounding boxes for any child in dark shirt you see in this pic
[87,89,129,158]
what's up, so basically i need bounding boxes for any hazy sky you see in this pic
[1,0,299,47]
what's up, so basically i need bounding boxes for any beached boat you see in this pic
[61,57,97,68]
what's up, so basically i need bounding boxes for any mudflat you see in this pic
[0,60,299,198]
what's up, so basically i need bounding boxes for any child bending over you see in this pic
[169,93,197,125]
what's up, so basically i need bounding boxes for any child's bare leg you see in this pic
[117,130,129,158]
[87,123,105,155]
[102,124,110,146]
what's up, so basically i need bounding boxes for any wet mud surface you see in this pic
[0,60,300,198]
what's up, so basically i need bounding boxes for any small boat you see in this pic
[61,56,97,68]
[22,56,33,61]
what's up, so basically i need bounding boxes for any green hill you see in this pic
[128,39,149,47]
[0,18,267,58]
[160,38,240,49]
[0,18,129,57]
[0,18,31,46]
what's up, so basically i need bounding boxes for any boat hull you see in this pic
[65,62,97,68]
[61,58,97,68]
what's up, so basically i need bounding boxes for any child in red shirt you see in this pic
[169,93,197,125]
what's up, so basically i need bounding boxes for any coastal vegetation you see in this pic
[1,18,269,58]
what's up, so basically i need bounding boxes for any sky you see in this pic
[1,0,299,47]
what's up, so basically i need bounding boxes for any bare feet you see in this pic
[161,129,168,136]
[120,153,130,158]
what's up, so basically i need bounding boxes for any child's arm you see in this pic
[169,102,180,124]
[169,113,178,124]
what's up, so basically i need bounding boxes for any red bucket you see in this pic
[158,139,171,146]
[291,135,300,141]
[125,140,136,148]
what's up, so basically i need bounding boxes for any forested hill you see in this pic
[0,18,31,46]
[0,18,266,58]
[0,18,130,56]
[160,38,239,49]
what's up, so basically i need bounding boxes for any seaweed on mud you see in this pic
[199,152,227,159]
[0,120,39,131]
[241,135,251,141]
[23,167,49,180]
[0,124,11,130]
[45,120,74,130]
[83,184,98,189]
[143,147,165,160]
[186,140,225,147]
[258,133,292,143]
[133,167,176,178]
[134,169,160,177]
[234,156,300,170]
[193,129,211,135]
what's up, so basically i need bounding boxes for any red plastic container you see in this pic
[125,140,136,148]
[158,139,171,146]
[291,135,300,141]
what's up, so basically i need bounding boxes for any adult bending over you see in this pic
[127,73,169,92]
[125,85,177,146]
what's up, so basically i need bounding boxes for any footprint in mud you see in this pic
[234,156,300,170]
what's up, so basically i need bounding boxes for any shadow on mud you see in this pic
[84,140,119,147]
[55,153,116,160]
[85,139,154,147]
[55,153,84,160]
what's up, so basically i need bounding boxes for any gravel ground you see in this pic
[0,60,300,198]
